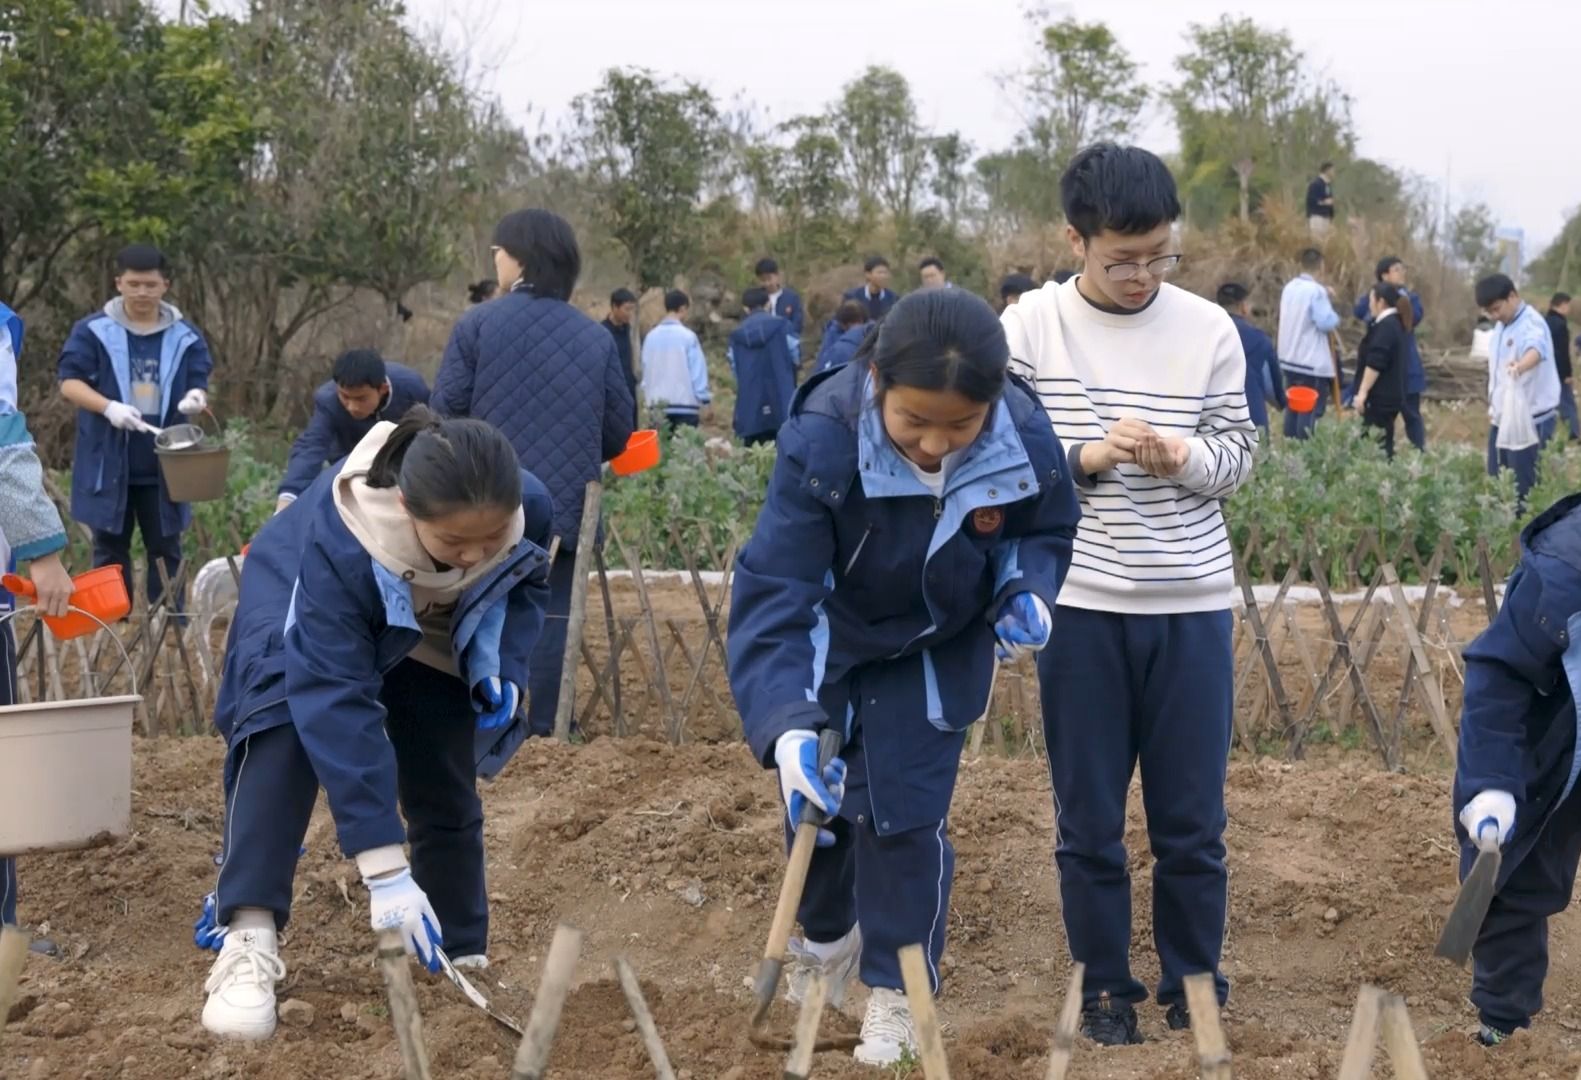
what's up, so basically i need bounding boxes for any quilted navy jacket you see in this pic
[433,289,635,549]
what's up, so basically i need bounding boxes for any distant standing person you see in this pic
[843,256,898,322]
[1478,273,1558,503]
[1216,283,1285,435]
[756,258,805,335]
[641,290,712,432]
[58,244,213,608]
[1545,293,1575,439]
[1306,162,1336,238]
[1353,257,1427,450]
[433,208,635,742]
[467,279,497,304]
[918,257,950,290]
[1277,247,1342,439]
[603,288,640,421]
[729,287,799,446]
[814,300,871,374]
[999,273,1038,308]
[1350,283,1415,458]
[276,350,430,512]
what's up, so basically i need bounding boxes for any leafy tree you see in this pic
[745,115,848,267]
[566,67,726,286]
[832,66,929,231]
[1009,17,1146,174]
[1451,201,1500,277]
[929,132,972,227]
[1527,206,1581,297]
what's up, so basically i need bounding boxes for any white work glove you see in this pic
[1460,790,1516,854]
[773,729,847,848]
[177,388,208,416]
[103,401,156,433]
[365,866,444,972]
[993,592,1052,662]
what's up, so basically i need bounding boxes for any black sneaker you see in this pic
[1165,1002,1190,1031]
[1081,991,1143,1046]
[1476,1023,1512,1047]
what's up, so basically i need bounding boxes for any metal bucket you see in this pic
[155,414,229,503]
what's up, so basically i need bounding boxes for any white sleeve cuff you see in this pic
[1180,436,1213,490]
[1029,593,1051,630]
[355,844,408,880]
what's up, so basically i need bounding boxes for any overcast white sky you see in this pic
[173,0,1577,252]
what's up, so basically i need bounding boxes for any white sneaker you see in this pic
[786,924,862,1008]
[450,954,488,971]
[853,987,918,1067]
[201,928,286,1040]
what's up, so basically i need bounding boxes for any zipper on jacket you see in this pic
[932,498,942,520]
[844,526,873,576]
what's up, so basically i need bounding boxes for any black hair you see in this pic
[1319,161,1334,172]
[1060,143,1181,240]
[1551,292,1572,309]
[467,279,498,304]
[333,349,387,390]
[1475,274,1517,308]
[855,289,1008,406]
[755,257,779,277]
[999,273,1037,300]
[1299,247,1324,271]
[664,289,690,313]
[919,256,945,273]
[116,244,170,278]
[491,209,581,301]
[610,287,637,307]
[1374,256,1403,281]
[1372,282,1415,332]
[863,255,890,274]
[1216,282,1250,308]
[741,286,770,311]
[365,405,522,521]
[1051,269,1076,285]
[835,299,869,328]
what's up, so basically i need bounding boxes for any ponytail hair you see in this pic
[1373,283,1414,333]
[365,406,522,521]
[858,289,1008,405]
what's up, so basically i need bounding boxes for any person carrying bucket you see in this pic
[57,245,213,609]
[728,288,1080,1066]
[196,407,553,1040]
[0,297,76,955]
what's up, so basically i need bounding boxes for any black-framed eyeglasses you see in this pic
[1102,255,1183,282]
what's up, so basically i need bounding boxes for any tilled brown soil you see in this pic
[4,735,1579,1079]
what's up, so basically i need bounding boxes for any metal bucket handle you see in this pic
[0,606,140,697]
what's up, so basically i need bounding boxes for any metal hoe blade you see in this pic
[1434,846,1501,968]
[435,946,526,1035]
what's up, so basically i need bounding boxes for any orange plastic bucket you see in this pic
[610,429,661,476]
[1287,386,1319,414]
[2,566,131,640]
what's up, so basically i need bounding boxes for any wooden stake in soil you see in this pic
[615,956,676,1080]
[1378,994,1429,1080]
[510,924,584,1080]
[783,971,828,1080]
[375,929,434,1080]
[1336,984,1384,1080]
[1183,973,1231,1080]
[898,944,951,1080]
[1043,962,1084,1080]
[555,483,602,741]
[0,924,32,1050]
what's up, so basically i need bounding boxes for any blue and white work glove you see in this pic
[773,730,847,848]
[474,676,521,732]
[366,866,444,972]
[177,388,208,416]
[1460,789,1516,854]
[993,592,1052,662]
[193,891,227,952]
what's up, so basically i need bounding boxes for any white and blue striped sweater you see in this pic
[1002,280,1256,614]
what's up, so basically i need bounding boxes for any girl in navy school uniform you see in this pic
[728,289,1080,1066]
[197,407,553,1040]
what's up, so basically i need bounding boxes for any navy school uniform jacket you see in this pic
[1353,289,1426,394]
[729,311,798,439]
[815,323,869,374]
[1455,494,1581,889]
[728,361,1080,834]
[57,309,213,536]
[278,362,431,499]
[773,287,806,335]
[1230,314,1284,429]
[211,459,554,857]
[842,285,898,323]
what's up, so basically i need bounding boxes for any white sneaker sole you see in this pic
[201,1004,278,1041]
[852,1039,912,1066]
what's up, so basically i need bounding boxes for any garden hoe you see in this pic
[748,727,859,1052]
[1434,819,1502,968]
[435,945,525,1035]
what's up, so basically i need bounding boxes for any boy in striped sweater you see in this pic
[1001,144,1255,1045]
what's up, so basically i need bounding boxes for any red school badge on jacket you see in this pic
[972,507,1004,535]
